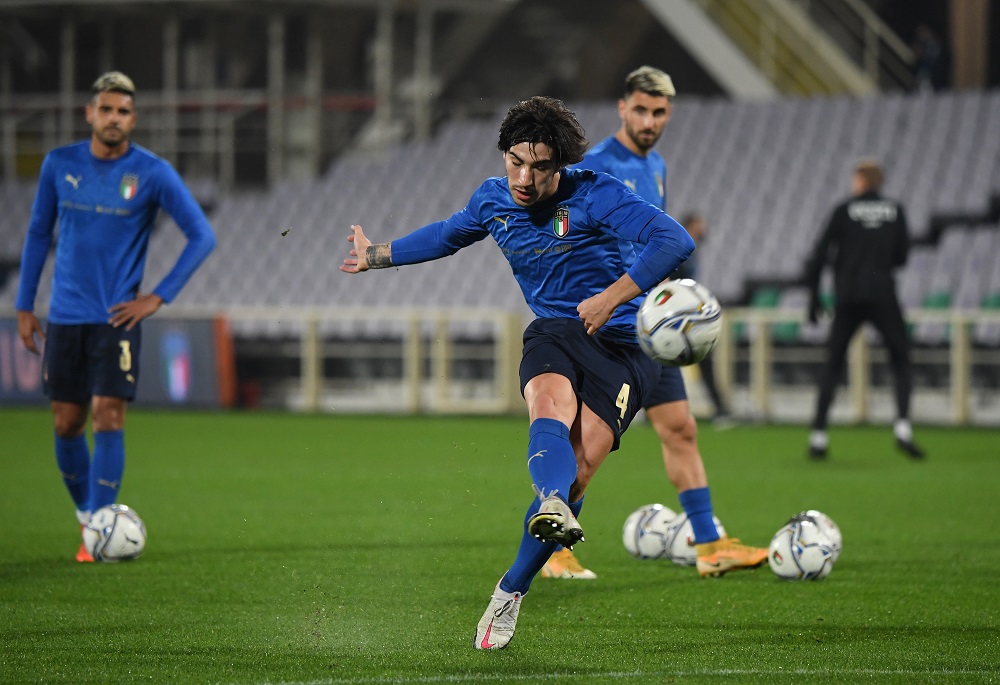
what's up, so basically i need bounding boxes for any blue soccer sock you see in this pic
[678,486,720,544]
[89,430,125,511]
[55,432,91,512]
[500,497,556,594]
[526,418,577,501]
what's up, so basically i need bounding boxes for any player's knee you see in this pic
[52,412,86,438]
[652,407,696,445]
[661,412,697,449]
[90,398,126,432]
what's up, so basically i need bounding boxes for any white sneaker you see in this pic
[474,585,523,650]
[527,495,584,547]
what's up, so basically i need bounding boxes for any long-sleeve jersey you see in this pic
[575,136,679,281]
[804,190,909,303]
[390,167,694,341]
[16,141,216,324]
[578,136,667,210]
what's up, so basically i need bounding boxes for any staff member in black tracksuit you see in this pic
[804,158,924,460]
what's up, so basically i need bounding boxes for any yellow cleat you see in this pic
[696,536,767,577]
[540,548,597,580]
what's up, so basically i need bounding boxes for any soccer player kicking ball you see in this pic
[16,72,216,562]
[341,96,695,650]
[542,66,767,580]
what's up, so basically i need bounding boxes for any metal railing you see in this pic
[3,306,999,425]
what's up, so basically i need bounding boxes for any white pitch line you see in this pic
[231,667,999,685]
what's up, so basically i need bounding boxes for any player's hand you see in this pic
[17,310,45,355]
[340,224,371,274]
[108,293,163,330]
[577,292,616,334]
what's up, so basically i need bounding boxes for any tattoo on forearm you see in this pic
[366,243,393,269]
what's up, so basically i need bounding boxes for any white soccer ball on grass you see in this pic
[622,503,678,559]
[83,504,147,562]
[767,518,835,580]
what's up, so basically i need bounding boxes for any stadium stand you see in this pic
[2,90,999,345]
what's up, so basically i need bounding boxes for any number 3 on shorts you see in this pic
[119,341,132,372]
[616,383,630,419]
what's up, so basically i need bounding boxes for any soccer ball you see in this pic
[636,278,723,366]
[83,504,147,562]
[788,510,842,562]
[622,503,678,559]
[662,512,727,566]
[767,519,835,580]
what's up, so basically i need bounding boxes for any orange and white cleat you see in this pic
[696,536,767,577]
[76,524,94,563]
[540,548,597,579]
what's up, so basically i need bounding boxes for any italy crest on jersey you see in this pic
[119,174,139,200]
[553,206,570,238]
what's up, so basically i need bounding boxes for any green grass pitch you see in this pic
[2,407,998,684]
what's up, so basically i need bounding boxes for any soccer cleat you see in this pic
[896,437,925,460]
[695,536,768,577]
[526,495,585,548]
[76,525,94,563]
[808,444,828,460]
[474,585,523,650]
[540,548,597,579]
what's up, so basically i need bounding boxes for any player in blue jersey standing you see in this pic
[341,96,695,650]
[550,66,766,581]
[16,71,216,562]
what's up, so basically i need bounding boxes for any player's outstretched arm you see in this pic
[340,224,393,274]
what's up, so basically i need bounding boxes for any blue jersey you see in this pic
[577,137,669,278]
[579,137,667,211]
[390,167,693,340]
[16,141,216,325]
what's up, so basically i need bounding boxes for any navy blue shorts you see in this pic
[43,323,142,403]
[519,318,661,451]
[644,365,688,408]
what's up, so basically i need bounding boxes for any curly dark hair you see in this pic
[497,96,588,168]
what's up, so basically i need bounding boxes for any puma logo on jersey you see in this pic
[493,215,511,230]
[624,179,637,193]
[65,174,82,190]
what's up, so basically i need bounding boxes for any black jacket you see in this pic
[805,190,910,305]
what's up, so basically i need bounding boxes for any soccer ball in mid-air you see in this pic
[636,278,723,366]
[768,519,835,580]
[83,504,147,562]
[788,510,842,562]
[662,512,727,566]
[622,503,678,559]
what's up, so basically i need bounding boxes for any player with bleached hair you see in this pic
[546,66,767,581]
[341,96,695,649]
[16,71,216,562]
